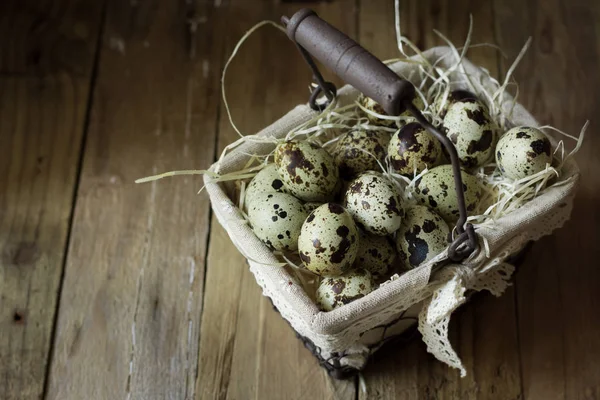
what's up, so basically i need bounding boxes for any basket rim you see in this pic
[204,45,580,338]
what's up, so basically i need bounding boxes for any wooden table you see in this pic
[1,0,599,399]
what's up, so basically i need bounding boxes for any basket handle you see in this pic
[282,9,477,261]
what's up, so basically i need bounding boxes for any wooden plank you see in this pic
[196,1,356,399]
[0,1,104,399]
[45,1,224,398]
[358,1,523,399]
[494,0,600,398]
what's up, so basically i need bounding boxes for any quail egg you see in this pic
[399,93,426,120]
[247,192,309,251]
[496,126,553,180]
[388,122,443,176]
[413,164,483,223]
[303,202,323,213]
[432,89,478,118]
[316,269,374,311]
[360,94,424,127]
[245,164,288,207]
[298,203,360,276]
[355,232,396,280]
[396,205,450,269]
[334,129,390,179]
[274,141,339,202]
[442,100,499,168]
[344,172,404,235]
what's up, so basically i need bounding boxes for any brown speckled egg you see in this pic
[496,126,553,180]
[388,122,443,176]
[360,94,424,127]
[298,203,360,276]
[303,202,323,213]
[442,100,499,168]
[413,165,483,223]
[316,269,374,311]
[245,164,287,207]
[396,205,450,269]
[334,129,390,179]
[355,232,396,280]
[344,172,404,235]
[432,89,478,118]
[247,192,309,251]
[274,141,339,202]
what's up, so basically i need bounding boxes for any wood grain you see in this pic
[495,0,600,398]
[45,1,223,398]
[196,1,356,399]
[358,1,522,399]
[0,1,104,399]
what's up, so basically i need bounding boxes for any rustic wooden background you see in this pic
[1,0,599,399]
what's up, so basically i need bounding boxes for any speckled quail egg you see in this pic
[432,89,478,119]
[247,192,309,251]
[298,203,360,276]
[396,205,450,269]
[413,164,483,223]
[344,172,404,235]
[355,232,396,280]
[442,100,499,168]
[334,129,390,179]
[360,94,424,127]
[245,164,287,207]
[303,202,323,213]
[274,141,339,202]
[388,122,443,176]
[316,269,374,311]
[399,94,426,119]
[496,126,553,180]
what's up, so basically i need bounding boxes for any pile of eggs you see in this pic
[244,90,553,311]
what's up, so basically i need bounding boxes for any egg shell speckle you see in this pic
[334,129,390,179]
[396,205,450,269]
[245,164,287,207]
[274,141,339,202]
[303,202,323,213]
[247,192,309,251]
[298,203,360,276]
[344,172,404,235]
[414,165,483,223]
[443,100,498,168]
[496,126,553,180]
[388,122,443,176]
[432,89,478,119]
[316,269,374,311]
[360,95,424,127]
[355,232,396,280]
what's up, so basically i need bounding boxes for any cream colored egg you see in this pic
[413,165,483,223]
[303,202,323,213]
[431,89,478,119]
[334,129,390,179]
[274,141,339,202]
[360,94,424,127]
[247,192,309,251]
[388,122,443,176]
[344,172,404,235]
[396,205,450,269]
[354,232,396,280]
[245,164,288,207]
[316,269,374,311]
[442,100,499,168]
[496,126,553,180]
[298,203,360,276]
